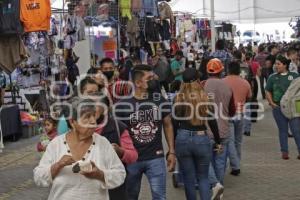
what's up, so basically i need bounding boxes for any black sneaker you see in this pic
[230,169,241,176]
[244,132,251,136]
[288,133,293,138]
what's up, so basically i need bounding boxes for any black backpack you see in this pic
[67,64,79,85]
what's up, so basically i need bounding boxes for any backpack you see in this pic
[67,63,79,85]
[280,77,300,119]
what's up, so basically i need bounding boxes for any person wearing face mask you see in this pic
[171,50,185,82]
[33,97,126,200]
[114,65,176,200]
[266,55,300,160]
[99,57,131,103]
[78,77,138,200]
[152,48,171,93]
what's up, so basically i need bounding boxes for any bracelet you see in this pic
[166,152,176,157]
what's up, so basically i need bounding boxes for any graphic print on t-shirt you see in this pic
[130,106,159,144]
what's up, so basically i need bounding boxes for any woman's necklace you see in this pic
[63,133,95,161]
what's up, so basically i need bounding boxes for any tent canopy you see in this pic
[170,0,300,23]
[51,0,68,10]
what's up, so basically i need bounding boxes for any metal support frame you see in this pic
[210,0,216,52]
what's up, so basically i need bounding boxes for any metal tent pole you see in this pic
[253,0,256,43]
[210,0,216,52]
[9,74,16,104]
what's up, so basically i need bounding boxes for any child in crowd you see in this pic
[37,118,58,152]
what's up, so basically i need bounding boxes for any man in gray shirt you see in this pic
[204,58,236,200]
[153,48,171,92]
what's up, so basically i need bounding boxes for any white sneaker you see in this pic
[211,183,224,200]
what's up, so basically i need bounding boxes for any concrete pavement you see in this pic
[1,104,300,200]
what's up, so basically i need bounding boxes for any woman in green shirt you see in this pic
[265,55,300,160]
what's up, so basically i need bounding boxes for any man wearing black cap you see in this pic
[171,50,185,81]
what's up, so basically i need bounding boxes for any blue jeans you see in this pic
[243,104,252,133]
[272,107,300,154]
[175,129,211,200]
[228,117,243,170]
[209,138,229,186]
[126,157,166,200]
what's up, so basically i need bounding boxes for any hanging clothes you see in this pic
[158,2,174,24]
[184,19,194,32]
[131,0,142,13]
[126,16,140,47]
[0,0,23,35]
[144,17,160,42]
[20,0,51,32]
[120,0,132,20]
[158,20,171,41]
[23,31,49,67]
[141,0,158,17]
[0,36,27,73]
[48,17,58,36]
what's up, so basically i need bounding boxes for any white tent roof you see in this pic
[51,0,68,10]
[170,0,300,23]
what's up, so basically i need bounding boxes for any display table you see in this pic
[22,120,43,138]
[0,105,22,142]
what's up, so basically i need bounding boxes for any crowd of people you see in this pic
[33,39,300,200]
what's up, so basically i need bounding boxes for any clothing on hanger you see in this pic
[158,2,174,24]
[141,0,159,17]
[0,36,27,73]
[20,0,51,32]
[0,0,23,35]
[120,0,132,20]
[131,0,142,12]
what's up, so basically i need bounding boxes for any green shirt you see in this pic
[171,59,183,81]
[265,72,299,104]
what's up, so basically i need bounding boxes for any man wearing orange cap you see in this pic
[204,58,236,200]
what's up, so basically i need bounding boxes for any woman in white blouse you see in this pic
[34,97,126,200]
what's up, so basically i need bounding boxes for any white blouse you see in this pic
[33,133,126,200]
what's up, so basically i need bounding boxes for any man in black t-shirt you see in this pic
[267,44,279,72]
[114,65,176,200]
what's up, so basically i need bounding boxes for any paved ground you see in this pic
[1,102,300,200]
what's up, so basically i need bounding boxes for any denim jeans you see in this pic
[209,138,229,186]
[243,104,252,133]
[228,116,243,170]
[272,107,300,154]
[126,157,166,200]
[175,129,211,200]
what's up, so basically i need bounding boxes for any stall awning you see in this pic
[170,0,300,23]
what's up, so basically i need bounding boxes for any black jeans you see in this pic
[259,68,273,99]
[109,182,128,200]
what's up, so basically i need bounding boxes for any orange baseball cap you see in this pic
[207,58,224,74]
